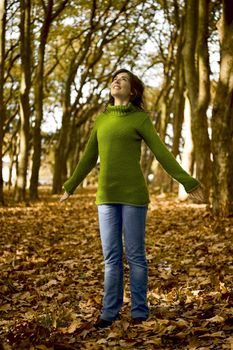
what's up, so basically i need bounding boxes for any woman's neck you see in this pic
[114,98,130,106]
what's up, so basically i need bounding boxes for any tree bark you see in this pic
[195,0,212,200]
[178,92,194,200]
[0,0,6,205]
[212,0,233,216]
[172,15,185,158]
[182,0,211,202]
[30,0,69,200]
[14,0,31,202]
[29,1,53,200]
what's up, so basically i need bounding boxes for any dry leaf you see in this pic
[206,315,225,323]
[0,188,232,349]
[0,304,11,312]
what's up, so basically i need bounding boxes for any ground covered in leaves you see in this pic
[0,188,233,350]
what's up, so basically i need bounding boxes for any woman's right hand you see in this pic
[188,187,204,202]
[59,191,70,202]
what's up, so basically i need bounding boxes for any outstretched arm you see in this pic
[62,124,98,195]
[138,115,200,193]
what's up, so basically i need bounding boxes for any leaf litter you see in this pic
[0,188,232,349]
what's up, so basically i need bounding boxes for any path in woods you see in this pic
[0,188,233,349]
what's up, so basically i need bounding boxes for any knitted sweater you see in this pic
[63,103,200,206]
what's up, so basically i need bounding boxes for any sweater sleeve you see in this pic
[138,115,200,193]
[63,123,98,194]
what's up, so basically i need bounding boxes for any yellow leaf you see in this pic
[206,315,225,323]
[200,331,224,338]
[126,331,139,338]
[94,295,102,304]
[41,279,58,290]
[228,336,233,349]
[0,304,11,312]
[24,310,36,320]
[144,339,161,345]
[175,331,190,338]
[199,276,211,286]
[219,282,229,293]
[107,331,123,339]
[67,319,81,333]
[36,345,52,350]
[96,338,107,344]
[19,291,31,299]
[175,318,189,327]
[122,321,130,331]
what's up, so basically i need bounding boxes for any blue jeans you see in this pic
[97,204,149,321]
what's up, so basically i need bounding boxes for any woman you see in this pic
[60,69,203,329]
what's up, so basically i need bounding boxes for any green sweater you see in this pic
[64,103,200,206]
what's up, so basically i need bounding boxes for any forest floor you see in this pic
[0,187,233,350]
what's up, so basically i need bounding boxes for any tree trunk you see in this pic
[29,3,52,200]
[53,108,71,194]
[212,0,233,216]
[52,36,98,194]
[195,0,212,200]
[52,63,97,194]
[182,0,211,202]
[8,145,16,190]
[172,17,185,158]
[0,0,6,205]
[178,92,194,200]
[30,0,69,199]
[14,0,31,202]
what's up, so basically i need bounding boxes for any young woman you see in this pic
[60,69,203,329]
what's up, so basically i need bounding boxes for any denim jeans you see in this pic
[97,204,149,321]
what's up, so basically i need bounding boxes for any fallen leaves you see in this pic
[0,188,233,349]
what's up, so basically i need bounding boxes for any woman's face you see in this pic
[110,72,132,102]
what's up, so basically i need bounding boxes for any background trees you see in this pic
[0,0,232,217]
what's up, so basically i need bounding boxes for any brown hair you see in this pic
[106,68,145,110]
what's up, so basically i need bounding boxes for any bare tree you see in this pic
[14,0,31,202]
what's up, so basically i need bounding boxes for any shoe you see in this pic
[94,317,112,329]
[131,317,147,325]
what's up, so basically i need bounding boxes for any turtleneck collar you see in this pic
[106,103,138,116]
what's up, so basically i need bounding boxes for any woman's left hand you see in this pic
[188,187,204,202]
